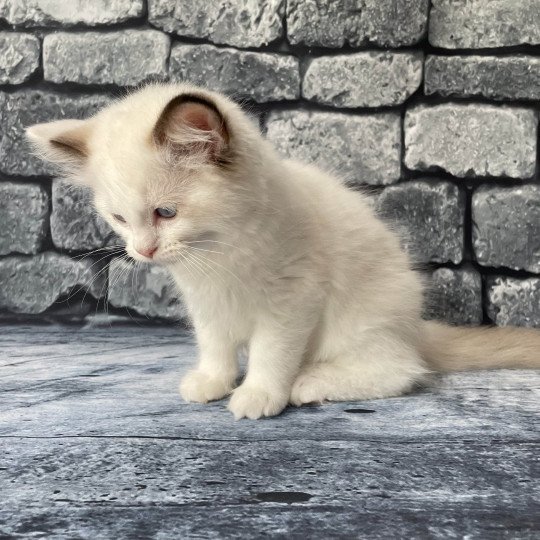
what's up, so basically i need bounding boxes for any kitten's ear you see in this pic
[25,119,92,170]
[153,95,229,163]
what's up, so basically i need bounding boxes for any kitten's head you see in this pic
[26,84,262,264]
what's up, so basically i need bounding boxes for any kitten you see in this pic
[27,84,540,419]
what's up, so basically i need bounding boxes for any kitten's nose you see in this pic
[136,246,157,259]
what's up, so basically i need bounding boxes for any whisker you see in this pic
[93,260,112,326]
[185,246,224,255]
[173,251,198,281]
[183,251,210,281]
[59,250,121,306]
[185,239,252,258]
[79,262,111,310]
[104,256,129,324]
[108,257,133,297]
[186,247,249,294]
[184,250,219,285]
[71,244,125,261]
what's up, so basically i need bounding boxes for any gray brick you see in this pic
[149,0,283,48]
[303,52,422,108]
[0,91,110,177]
[404,104,537,179]
[0,252,107,314]
[51,181,117,253]
[287,0,429,48]
[266,110,401,186]
[376,180,464,264]
[424,267,483,326]
[425,55,540,102]
[472,185,540,274]
[44,31,169,86]
[170,44,299,103]
[0,0,144,26]
[0,32,39,84]
[487,276,540,328]
[0,182,48,255]
[108,259,186,321]
[429,0,540,49]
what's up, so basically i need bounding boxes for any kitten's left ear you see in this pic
[153,95,229,163]
[25,119,92,170]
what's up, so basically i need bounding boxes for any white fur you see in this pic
[27,84,430,420]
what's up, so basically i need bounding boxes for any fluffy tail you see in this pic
[419,321,540,372]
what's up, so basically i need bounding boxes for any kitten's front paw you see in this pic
[180,370,233,403]
[228,384,288,420]
[290,372,327,406]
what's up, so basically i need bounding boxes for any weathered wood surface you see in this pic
[1,325,539,538]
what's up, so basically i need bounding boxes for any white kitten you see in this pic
[27,84,540,419]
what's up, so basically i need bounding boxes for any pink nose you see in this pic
[136,246,157,259]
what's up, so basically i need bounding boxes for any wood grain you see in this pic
[1,325,538,538]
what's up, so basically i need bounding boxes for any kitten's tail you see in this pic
[419,321,540,372]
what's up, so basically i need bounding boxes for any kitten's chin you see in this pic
[130,254,158,264]
[153,254,175,265]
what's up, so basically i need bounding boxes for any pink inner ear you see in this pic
[178,102,221,133]
[153,96,229,159]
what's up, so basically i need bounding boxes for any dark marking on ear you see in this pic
[50,136,88,159]
[26,119,92,169]
[153,93,231,165]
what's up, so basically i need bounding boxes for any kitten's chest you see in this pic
[169,266,254,339]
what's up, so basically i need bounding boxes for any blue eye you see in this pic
[155,207,176,218]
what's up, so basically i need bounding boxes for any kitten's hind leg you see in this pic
[290,337,427,406]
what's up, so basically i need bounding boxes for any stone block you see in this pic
[266,110,401,186]
[425,55,540,102]
[0,32,39,84]
[472,185,540,273]
[0,182,48,255]
[44,30,169,86]
[287,0,429,47]
[0,91,110,177]
[487,276,540,328]
[404,104,537,179]
[0,252,107,314]
[376,180,465,264]
[149,0,283,48]
[170,44,299,103]
[303,52,422,108]
[429,0,540,49]
[424,267,483,326]
[0,0,144,26]
[51,180,116,253]
[108,259,187,321]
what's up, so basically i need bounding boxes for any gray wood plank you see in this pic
[0,438,538,539]
[1,325,539,539]
[2,503,537,540]
[1,438,537,507]
[1,326,539,442]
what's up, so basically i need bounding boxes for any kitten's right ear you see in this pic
[25,119,92,171]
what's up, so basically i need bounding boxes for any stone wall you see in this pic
[0,0,538,327]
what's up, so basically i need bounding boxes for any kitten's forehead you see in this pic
[95,83,224,138]
[88,84,217,186]
[89,102,160,192]
[86,84,242,206]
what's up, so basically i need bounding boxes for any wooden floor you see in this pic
[0,325,538,539]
